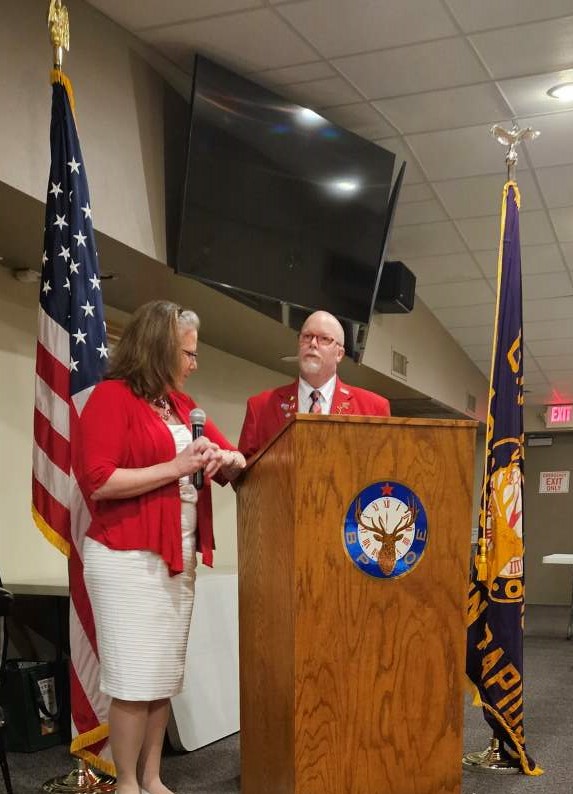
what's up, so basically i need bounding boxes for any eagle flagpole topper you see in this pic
[48,0,69,69]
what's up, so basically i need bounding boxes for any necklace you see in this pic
[152,396,172,421]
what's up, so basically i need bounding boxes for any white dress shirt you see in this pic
[298,374,337,415]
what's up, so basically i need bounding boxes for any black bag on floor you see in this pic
[0,659,70,751]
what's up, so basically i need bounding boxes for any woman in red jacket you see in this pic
[78,300,245,794]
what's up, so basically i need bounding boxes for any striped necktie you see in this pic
[309,389,322,414]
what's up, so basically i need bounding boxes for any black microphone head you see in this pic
[190,407,206,426]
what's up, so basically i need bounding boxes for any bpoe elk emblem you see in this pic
[343,481,428,580]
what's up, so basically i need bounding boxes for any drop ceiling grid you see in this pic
[83,0,573,405]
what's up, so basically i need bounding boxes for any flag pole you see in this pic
[463,120,540,776]
[41,4,115,794]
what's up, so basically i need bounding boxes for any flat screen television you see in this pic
[175,55,397,327]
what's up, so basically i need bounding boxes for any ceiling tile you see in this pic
[528,337,573,357]
[540,375,573,395]
[524,295,573,322]
[406,123,512,181]
[526,317,573,340]
[398,183,434,203]
[434,302,495,328]
[88,0,262,31]
[333,38,488,100]
[498,70,573,117]
[251,61,334,86]
[322,103,396,138]
[457,210,555,252]
[433,171,542,219]
[417,279,494,309]
[550,207,573,243]
[393,199,447,227]
[283,76,362,107]
[490,272,573,300]
[470,17,573,79]
[408,253,483,285]
[536,164,573,208]
[523,353,544,375]
[275,0,457,58]
[138,8,317,72]
[449,325,496,346]
[474,244,566,276]
[444,0,573,33]
[375,137,425,184]
[462,343,493,361]
[561,242,573,271]
[534,354,573,373]
[518,110,573,168]
[388,221,467,259]
[374,83,510,135]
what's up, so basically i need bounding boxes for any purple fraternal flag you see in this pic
[466,181,542,776]
[32,73,114,775]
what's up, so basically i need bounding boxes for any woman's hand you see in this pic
[173,437,223,478]
[220,450,247,481]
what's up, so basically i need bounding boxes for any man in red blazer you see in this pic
[238,310,391,458]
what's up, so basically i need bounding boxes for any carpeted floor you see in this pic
[6,605,572,794]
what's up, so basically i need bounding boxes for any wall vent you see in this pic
[466,392,477,414]
[391,349,408,380]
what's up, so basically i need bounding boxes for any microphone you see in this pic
[190,408,207,490]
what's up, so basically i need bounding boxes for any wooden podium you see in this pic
[237,415,477,794]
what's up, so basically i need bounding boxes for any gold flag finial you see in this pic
[48,0,69,69]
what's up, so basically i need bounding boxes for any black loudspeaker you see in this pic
[375,260,416,314]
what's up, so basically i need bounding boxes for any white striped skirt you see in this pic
[84,505,197,701]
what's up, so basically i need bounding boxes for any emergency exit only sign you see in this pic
[539,471,570,494]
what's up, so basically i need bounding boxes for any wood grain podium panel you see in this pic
[238,416,476,794]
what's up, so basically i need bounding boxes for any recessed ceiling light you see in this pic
[547,82,573,101]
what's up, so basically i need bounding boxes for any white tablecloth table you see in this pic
[167,567,239,751]
[542,554,573,639]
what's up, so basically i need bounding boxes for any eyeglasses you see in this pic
[182,348,198,362]
[299,332,340,348]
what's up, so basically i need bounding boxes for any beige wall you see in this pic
[0,0,184,263]
[523,433,573,605]
[0,269,286,582]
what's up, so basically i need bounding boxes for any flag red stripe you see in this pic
[69,542,98,655]
[34,408,69,472]
[32,475,70,538]
[35,340,70,402]
[69,662,100,735]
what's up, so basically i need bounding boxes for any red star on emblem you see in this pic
[381,483,393,496]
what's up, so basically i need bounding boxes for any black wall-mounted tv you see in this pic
[175,55,397,327]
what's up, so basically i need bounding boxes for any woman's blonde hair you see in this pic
[106,300,200,399]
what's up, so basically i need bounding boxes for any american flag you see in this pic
[32,72,114,775]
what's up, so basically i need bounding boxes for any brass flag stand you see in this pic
[40,6,115,792]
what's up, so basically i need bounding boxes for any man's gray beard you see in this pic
[300,357,321,375]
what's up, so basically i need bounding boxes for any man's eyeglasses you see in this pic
[182,349,198,362]
[298,332,340,348]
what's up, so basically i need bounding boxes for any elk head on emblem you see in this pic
[355,498,418,575]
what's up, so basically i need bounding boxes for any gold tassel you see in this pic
[476,537,488,582]
[50,68,76,117]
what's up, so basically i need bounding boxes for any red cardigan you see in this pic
[76,379,235,573]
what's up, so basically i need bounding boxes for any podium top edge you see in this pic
[294,414,479,428]
[239,413,478,474]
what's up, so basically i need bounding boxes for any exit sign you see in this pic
[545,404,573,428]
